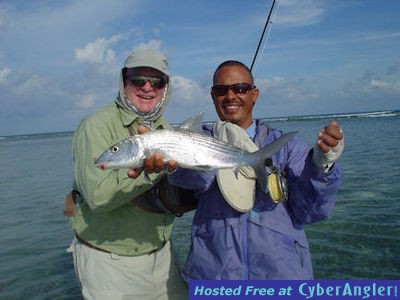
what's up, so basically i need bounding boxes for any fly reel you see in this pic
[267,167,288,203]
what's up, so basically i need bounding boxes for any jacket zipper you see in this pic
[294,240,305,268]
[279,231,306,268]
[242,213,249,279]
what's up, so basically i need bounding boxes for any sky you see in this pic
[0,0,399,136]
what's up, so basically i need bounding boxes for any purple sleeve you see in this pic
[283,138,343,224]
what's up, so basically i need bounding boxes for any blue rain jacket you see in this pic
[169,120,343,280]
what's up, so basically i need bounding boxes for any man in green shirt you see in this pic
[69,48,188,299]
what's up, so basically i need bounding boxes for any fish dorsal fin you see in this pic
[177,112,204,133]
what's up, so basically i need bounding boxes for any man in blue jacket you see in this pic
[136,60,344,280]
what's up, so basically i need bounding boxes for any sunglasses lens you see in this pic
[129,78,146,87]
[151,77,166,89]
[128,76,166,89]
[212,83,253,96]
[212,85,229,96]
[232,84,253,94]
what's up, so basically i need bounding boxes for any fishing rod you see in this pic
[250,0,277,72]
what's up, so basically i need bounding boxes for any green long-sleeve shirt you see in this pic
[71,102,174,256]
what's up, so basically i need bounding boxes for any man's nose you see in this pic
[141,80,153,90]
[225,88,237,98]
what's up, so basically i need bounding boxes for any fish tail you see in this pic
[251,131,297,192]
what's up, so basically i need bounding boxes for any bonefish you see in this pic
[94,113,296,192]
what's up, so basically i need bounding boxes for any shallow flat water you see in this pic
[0,113,399,298]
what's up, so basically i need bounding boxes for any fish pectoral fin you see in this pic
[177,113,204,133]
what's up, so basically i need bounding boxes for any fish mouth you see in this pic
[94,161,107,170]
[98,163,107,170]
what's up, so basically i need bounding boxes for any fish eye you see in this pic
[111,146,119,153]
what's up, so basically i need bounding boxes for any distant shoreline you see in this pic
[261,109,400,123]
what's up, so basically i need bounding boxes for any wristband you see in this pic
[312,137,344,172]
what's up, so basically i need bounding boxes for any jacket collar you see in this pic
[254,119,270,148]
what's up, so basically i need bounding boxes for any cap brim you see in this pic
[217,168,255,212]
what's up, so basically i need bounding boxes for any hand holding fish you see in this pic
[127,125,177,179]
[313,121,344,171]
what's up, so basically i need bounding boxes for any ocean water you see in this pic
[0,111,399,299]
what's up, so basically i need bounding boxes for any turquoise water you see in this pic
[0,112,399,299]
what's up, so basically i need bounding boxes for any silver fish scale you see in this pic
[95,118,297,194]
[137,129,252,170]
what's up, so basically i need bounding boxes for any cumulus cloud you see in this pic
[369,79,388,89]
[257,76,319,101]
[341,69,400,102]
[0,0,398,136]
[368,79,400,93]
[74,34,122,65]
[170,76,209,107]
[0,68,11,84]
[133,40,162,52]
[276,0,325,27]
[77,93,97,109]
[73,37,166,81]
[15,74,45,97]
[163,75,214,123]
[0,70,71,121]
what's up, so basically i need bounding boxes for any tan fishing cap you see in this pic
[124,49,170,76]
[214,121,258,212]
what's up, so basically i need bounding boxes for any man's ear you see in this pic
[252,88,259,106]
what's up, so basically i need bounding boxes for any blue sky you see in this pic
[0,0,399,136]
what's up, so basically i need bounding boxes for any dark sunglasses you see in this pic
[211,83,255,97]
[127,75,168,89]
